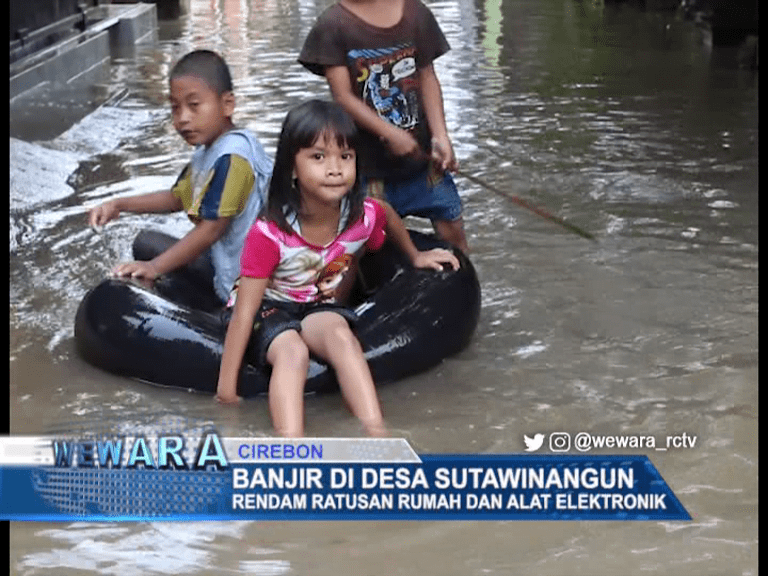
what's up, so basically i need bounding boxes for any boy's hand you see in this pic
[88,200,121,230]
[112,260,160,281]
[431,136,458,172]
[382,127,421,158]
[411,248,460,271]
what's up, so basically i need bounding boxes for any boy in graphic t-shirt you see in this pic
[298,0,469,254]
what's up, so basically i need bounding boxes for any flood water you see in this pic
[9,0,757,575]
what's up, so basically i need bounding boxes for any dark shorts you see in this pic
[240,299,359,363]
[363,163,463,223]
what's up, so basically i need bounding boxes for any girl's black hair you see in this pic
[169,50,233,95]
[265,100,364,233]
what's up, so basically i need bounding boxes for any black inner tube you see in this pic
[74,229,481,397]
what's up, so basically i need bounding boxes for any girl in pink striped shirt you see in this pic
[216,100,458,437]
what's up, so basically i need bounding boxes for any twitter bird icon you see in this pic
[523,433,545,452]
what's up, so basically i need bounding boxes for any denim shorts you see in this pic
[242,299,359,363]
[363,163,463,222]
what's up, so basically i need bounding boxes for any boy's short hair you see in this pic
[170,50,233,95]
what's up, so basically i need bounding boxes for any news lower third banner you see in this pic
[0,435,691,521]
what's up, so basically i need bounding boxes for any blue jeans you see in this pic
[227,299,359,363]
[363,163,463,222]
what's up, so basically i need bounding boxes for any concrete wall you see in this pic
[113,0,190,20]
[10,0,101,37]
[10,3,158,101]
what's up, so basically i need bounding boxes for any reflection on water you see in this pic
[16,522,259,576]
[9,0,757,574]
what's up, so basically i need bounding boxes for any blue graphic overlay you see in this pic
[0,436,691,521]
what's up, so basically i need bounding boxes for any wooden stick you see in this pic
[455,168,597,242]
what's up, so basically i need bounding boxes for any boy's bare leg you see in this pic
[266,330,310,437]
[300,312,388,437]
[434,217,469,254]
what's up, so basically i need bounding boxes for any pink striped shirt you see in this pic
[235,198,387,304]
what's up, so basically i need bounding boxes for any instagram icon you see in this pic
[549,432,571,452]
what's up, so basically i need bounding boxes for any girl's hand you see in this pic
[112,260,160,281]
[431,136,458,173]
[214,392,242,405]
[215,377,242,404]
[88,200,121,230]
[363,419,389,438]
[411,248,460,271]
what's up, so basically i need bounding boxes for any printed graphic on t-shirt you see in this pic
[348,45,419,131]
[232,199,387,306]
[316,254,353,302]
[264,236,360,303]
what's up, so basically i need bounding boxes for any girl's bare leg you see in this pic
[265,330,310,437]
[300,312,387,437]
